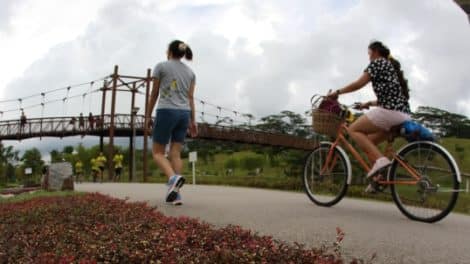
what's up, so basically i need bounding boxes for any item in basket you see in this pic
[318,98,341,115]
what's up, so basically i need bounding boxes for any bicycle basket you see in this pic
[311,95,344,137]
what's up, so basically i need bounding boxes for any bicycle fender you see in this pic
[396,141,461,183]
[320,141,352,185]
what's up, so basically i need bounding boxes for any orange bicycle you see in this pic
[303,95,462,223]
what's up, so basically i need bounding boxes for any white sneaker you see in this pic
[367,157,391,178]
[172,192,183,206]
[165,175,185,203]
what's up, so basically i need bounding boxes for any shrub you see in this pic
[0,193,356,263]
[240,154,265,171]
[224,157,239,169]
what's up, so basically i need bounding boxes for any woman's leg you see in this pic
[152,143,175,179]
[169,143,183,175]
[361,131,389,162]
[348,115,386,164]
[368,131,389,145]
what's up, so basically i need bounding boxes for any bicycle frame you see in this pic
[322,123,422,186]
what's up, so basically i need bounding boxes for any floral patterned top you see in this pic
[364,58,410,113]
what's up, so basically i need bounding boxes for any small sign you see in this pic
[189,151,197,162]
[24,168,32,175]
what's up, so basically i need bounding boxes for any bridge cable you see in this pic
[0,76,108,105]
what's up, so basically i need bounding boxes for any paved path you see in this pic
[76,183,470,264]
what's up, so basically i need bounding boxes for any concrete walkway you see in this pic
[76,183,470,264]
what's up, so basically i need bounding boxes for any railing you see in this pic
[0,114,146,140]
[0,116,318,150]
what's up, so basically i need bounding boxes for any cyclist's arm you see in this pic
[335,73,370,96]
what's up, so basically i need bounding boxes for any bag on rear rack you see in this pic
[400,120,435,142]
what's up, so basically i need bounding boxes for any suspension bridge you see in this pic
[0,65,318,181]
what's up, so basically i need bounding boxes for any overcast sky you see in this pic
[0,0,469,124]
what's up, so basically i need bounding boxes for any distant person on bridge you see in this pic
[327,41,411,192]
[20,111,27,134]
[79,113,85,131]
[146,40,198,206]
[88,112,94,130]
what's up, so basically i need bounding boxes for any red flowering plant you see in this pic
[0,193,364,263]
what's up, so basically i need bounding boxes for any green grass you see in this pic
[0,190,83,204]
[0,183,21,193]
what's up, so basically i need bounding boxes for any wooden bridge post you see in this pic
[143,68,151,182]
[108,65,118,181]
[100,80,107,152]
[129,83,136,182]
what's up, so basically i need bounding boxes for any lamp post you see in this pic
[131,107,140,181]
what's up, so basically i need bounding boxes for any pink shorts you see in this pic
[365,107,410,131]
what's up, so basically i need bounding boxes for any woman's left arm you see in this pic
[188,80,198,137]
[332,72,371,97]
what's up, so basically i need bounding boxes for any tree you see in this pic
[50,150,62,162]
[412,106,470,138]
[0,144,19,185]
[63,146,74,154]
[21,148,44,176]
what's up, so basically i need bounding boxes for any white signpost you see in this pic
[189,151,197,185]
[24,167,32,175]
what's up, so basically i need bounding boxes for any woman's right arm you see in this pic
[146,78,160,125]
[331,72,371,97]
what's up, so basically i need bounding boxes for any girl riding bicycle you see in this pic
[328,41,411,190]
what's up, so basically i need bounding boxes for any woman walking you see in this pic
[146,40,197,205]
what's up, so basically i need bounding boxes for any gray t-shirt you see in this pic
[152,60,196,110]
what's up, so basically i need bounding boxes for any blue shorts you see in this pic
[153,109,190,145]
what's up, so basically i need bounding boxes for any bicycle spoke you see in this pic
[391,142,459,222]
[303,144,348,206]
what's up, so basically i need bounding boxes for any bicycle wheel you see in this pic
[390,141,460,223]
[303,142,350,207]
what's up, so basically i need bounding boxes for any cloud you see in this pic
[0,0,23,32]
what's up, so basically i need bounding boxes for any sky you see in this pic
[0,0,469,125]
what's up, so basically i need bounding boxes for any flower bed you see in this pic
[0,193,359,263]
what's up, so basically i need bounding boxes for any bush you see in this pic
[224,157,239,169]
[0,193,356,263]
[240,154,265,171]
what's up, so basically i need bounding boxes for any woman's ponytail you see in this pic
[369,41,410,99]
[389,57,410,99]
[184,46,193,60]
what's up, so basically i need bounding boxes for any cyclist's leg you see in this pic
[368,131,388,145]
[348,115,384,163]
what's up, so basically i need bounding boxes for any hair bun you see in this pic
[178,43,187,51]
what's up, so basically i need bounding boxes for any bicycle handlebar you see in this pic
[310,94,364,112]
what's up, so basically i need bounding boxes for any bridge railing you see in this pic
[0,115,319,150]
[0,114,146,139]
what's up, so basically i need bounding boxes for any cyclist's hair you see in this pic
[168,40,193,60]
[369,41,409,99]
